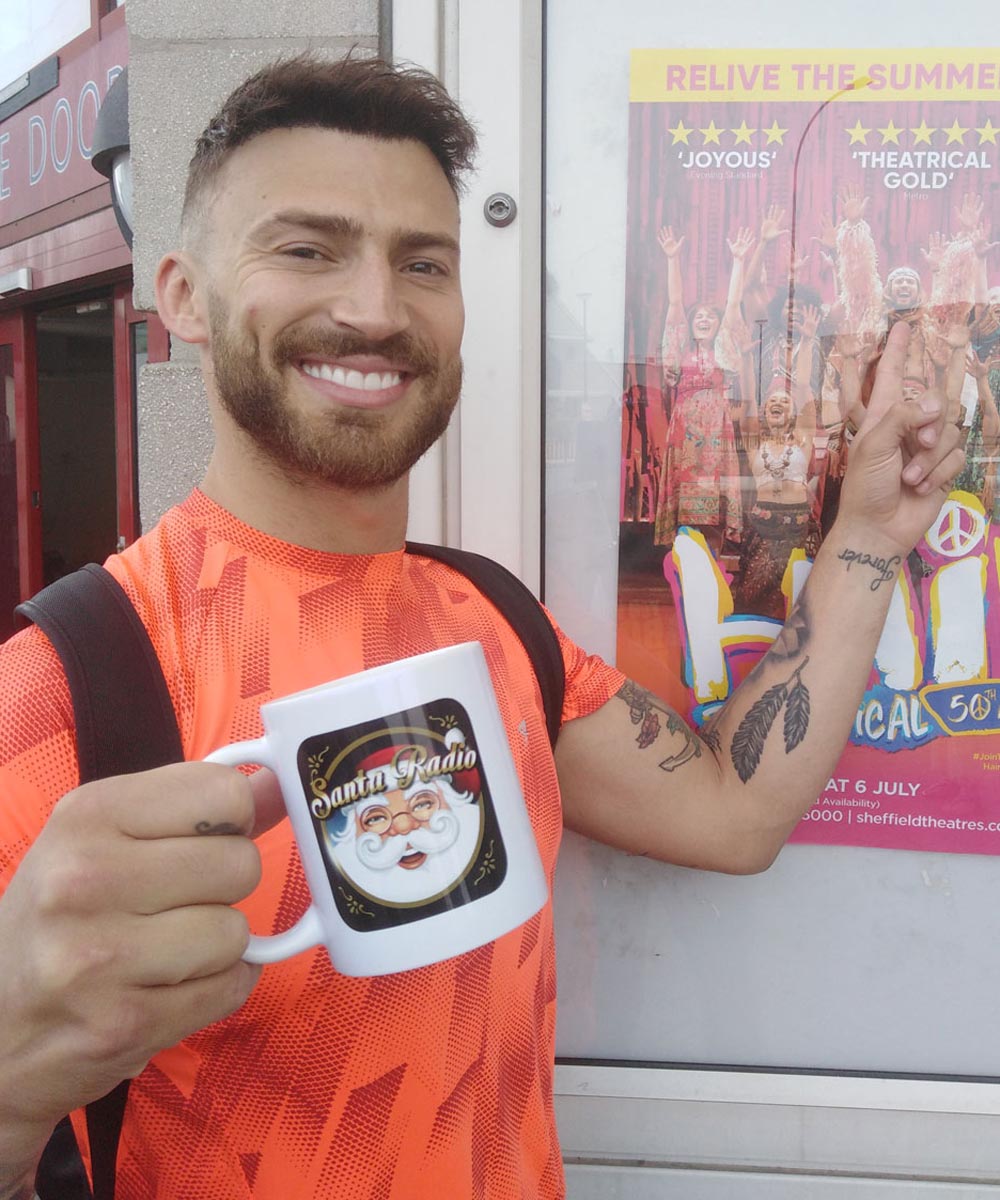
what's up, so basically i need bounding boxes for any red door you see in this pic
[1,283,169,640]
[0,312,41,638]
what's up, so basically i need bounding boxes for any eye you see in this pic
[409,791,439,817]
[360,807,391,832]
[405,259,447,277]
[281,245,326,261]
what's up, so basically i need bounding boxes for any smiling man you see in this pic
[0,55,966,1200]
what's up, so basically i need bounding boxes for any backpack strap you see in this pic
[17,563,184,1200]
[405,543,565,748]
[17,563,183,780]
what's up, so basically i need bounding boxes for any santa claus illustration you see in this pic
[324,731,485,906]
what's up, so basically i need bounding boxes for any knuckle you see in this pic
[213,765,256,832]
[221,836,262,898]
[32,928,123,997]
[33,852,104,915]
[216,905,251,957]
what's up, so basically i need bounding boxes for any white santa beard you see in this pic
[330,801,485,905]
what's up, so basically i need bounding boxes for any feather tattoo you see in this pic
[731,657,811,783]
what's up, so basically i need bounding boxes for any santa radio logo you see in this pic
[667,490,1000,751]
[298,700,506,931]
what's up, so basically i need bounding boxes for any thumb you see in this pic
[249,767,287,838]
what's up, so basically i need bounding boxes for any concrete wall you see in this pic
[126,0,382,529]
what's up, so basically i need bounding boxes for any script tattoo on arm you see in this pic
[836,547,901,591]
[615,679,704,772]
[729,600,813,784]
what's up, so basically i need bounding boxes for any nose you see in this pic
[389,811,418,836]
[327,251,410,342]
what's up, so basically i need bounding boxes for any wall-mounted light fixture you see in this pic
[90,68,132,247]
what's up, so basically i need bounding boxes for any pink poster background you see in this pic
[617,52,1000,853]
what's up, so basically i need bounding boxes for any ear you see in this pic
[155,250,210,345]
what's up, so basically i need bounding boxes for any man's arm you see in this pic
[0,763,284,1195]
[556,322,964,873]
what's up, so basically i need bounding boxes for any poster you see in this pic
[617,48,1000,853]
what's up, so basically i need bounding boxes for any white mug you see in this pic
[206,641,548,976]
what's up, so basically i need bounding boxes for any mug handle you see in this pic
[205,739,325,965]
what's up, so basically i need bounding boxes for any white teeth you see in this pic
[301,363,402,390]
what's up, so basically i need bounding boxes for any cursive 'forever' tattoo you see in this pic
[837,547,901,591]
[194,821,244,836]
[615,679,703,772]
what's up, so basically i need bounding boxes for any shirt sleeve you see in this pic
[0,625,77,889]
[544,608,626,726]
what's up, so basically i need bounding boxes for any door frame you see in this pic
[113,284,168,547]
[0,310,42,604]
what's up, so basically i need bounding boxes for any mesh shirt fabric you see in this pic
[0,490,624,1200]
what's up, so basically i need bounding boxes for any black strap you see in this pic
[406,542,565,747]
[18,564,184,1200]
[17,564,184,780]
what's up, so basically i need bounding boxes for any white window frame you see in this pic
[392,0,1000,1187]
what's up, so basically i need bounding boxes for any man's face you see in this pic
[194,127,465,490]
[888,271,921,310]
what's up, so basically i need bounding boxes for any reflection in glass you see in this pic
[0,344,17,640]
[36,298,116,584]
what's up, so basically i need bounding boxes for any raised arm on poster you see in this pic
[561,321,964,873]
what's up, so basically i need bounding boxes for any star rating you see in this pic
[699,120,723,145]
[911,120,936,145]
[668,120,693,145]
[845,120,871,145]
[976,117,1000,145]
[943,119,969,145]
[877,120,903,145]
[731,120,757,145]
[762,120,787,145]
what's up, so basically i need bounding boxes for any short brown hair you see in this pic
[181,54,478,231]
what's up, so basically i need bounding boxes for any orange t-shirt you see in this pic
[0,491,624,1199]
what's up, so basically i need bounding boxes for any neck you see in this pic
[201,427,409,555]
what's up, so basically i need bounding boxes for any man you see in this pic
[885,265,923,313]
[0,56,964,1199]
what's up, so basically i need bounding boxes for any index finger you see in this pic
[862,321,910,427]
[73,762,258,841]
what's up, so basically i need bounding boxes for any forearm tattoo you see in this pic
[729,599,813,783]
[618,597,815,785]
[836,547,901,591]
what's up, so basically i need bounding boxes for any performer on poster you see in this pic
[652,224,749,554]
[734,311,823,619]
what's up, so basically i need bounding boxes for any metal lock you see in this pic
[484,192,517,227]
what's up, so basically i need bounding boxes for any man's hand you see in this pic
[838,322,965,556]
[0,763,284,1150]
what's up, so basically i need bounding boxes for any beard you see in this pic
[330,801,484,906]
[207,297,462,490]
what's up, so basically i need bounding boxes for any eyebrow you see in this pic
[248,209,460,257]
